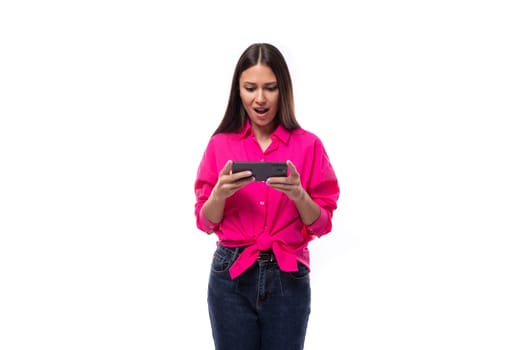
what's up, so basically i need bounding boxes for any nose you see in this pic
[255,89,266,103]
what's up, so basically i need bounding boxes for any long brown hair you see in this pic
[213,43,301,135]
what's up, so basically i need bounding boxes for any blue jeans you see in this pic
[207,244,311,350]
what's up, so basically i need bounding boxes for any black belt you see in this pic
[257,250,275,263]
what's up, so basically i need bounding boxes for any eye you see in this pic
[244,86,256,92]
[265,85,278,92]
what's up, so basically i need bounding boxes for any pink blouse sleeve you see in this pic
[194,138,220,233]
[304,138,340,237]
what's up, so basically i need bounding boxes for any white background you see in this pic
[1,1,524,349]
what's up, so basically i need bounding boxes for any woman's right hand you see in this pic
[211,160,254,201]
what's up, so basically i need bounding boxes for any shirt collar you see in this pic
[238,120,291,145]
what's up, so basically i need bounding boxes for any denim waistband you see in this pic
[217,244,274,263]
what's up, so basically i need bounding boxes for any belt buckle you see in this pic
[257,251,274,263]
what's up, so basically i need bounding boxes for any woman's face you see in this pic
[239,64,279,133]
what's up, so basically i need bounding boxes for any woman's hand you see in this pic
[211,160,254,201]
[266,160,306,201]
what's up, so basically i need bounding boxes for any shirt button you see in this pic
[259,201,265,206]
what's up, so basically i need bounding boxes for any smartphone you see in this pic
[232,161,288,181]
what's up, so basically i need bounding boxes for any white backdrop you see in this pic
[1,1,524,349]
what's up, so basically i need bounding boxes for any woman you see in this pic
[194,43,340,350]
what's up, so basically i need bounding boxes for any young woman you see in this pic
[194,43,340,350]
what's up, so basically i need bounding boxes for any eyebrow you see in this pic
[243,82,278,86]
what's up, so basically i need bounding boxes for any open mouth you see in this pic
[254,107,269,114]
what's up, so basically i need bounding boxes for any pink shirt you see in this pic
[194,121,340,279]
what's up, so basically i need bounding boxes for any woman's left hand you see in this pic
[266,160,306,201]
